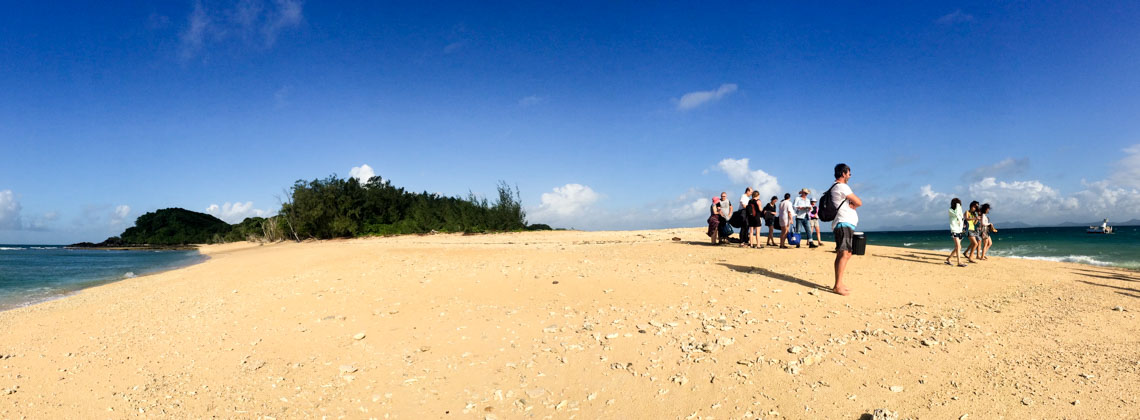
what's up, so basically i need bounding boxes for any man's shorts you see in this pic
[810,219,820,229]
[834,226,855,253]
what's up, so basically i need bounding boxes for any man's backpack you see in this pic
[817,183,847,222]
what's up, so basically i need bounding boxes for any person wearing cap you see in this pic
[809,199,822,247]
[793,188,815,248]
[707,196,722,244]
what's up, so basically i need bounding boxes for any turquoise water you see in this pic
[0,246,206,311]
[820,226,1140,270]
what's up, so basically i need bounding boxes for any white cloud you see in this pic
[518,95,544,107]
[533,184,600,218]
[527,185,719,231]
[350,164,376,183]
[206,201,270,223]
[967,177,1079,214]
[677,83,738,111]
[0,190,23,230]
[1072,180,1140,220]
[936,10,974,25]
[110,205,131,226]
[179,0,304,59]
[715,158,782,199]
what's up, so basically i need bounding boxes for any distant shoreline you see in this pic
[64,244,199,251]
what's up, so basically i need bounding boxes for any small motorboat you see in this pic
[1087,218,1113,234]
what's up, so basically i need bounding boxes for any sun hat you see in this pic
[712,197,720,204]
[799,188,810,195]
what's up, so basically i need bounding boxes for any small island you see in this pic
[68,175,550,250]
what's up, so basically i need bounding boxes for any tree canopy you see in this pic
[84,174,534,245]
[120,208,232,245]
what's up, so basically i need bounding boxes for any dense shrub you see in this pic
[120,208,232,245]
[278,176,527,240]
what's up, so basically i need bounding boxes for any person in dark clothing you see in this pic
[762,196,778,246]
[746,191,763,248]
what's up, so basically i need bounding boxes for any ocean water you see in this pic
[819,226,1140,270]
[0,246,206,311]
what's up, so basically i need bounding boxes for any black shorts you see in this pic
[834,226,854,253]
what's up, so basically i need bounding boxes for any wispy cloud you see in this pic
[936,10,974,25]
[963,158,1030,182]
[179,0,304,60]
[274,85,292,109]
[443,41,465,54]
[1110,144,1140,189]
[676,83,738,111]
[518,95,544,107]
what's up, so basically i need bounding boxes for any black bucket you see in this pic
[852,232,867,255]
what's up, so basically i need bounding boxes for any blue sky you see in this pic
[3,1,1140,243]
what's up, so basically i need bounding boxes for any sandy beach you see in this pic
[1,228,1137,419]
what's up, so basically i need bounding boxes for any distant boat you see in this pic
[1087,218,1114,234]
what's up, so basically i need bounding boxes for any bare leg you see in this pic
[946,237,961,265]
[779,223,788,248]
[965,237,977,262]
[767,225,775,246]
[834,250,853,295]
[814,224,822,245]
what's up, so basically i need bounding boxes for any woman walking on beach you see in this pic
[963,201,980,263]
[763,196,778,246]
[945,198,967,267]
[979,203,996,260]
[745,191,763,248]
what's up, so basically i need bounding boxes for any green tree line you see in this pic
[83,174,544,246]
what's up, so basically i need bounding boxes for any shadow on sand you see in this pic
[718,263,827,292]
[875,254,947,266]
[1075,280,1140,298]
[1069,268,1138,283]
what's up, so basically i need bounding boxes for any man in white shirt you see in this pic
[830,163,862,296]
[778,193,794,249]
[792,188,814,249]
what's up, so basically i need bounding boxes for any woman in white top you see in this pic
[945,198,967,267]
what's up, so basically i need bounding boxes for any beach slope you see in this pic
[0,228,1137,418]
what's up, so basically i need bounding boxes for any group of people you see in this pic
[945,199,998,266]
[707,188,824,249]
[707,163,862,296]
